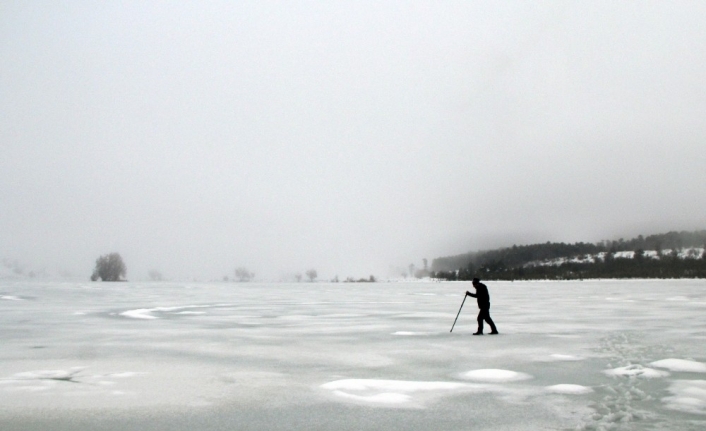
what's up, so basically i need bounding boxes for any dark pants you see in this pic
[477,308,497,334]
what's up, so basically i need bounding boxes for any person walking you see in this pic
[466,278,498,335]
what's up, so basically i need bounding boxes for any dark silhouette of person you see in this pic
[466,278,498,335]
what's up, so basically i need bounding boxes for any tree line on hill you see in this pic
[88,255,325,283]
[430,230,706,280]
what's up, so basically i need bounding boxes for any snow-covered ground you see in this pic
[1,279,706,430]
[525,247,705,267]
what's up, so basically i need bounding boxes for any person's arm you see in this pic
[466,290,476,297]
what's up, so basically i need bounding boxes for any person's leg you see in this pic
[475,310,485,334]
[485,312,498,334]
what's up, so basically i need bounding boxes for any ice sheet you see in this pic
[2,279,706,430]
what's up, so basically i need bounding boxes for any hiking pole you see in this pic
[450,294,467,333]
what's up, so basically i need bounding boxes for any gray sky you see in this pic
[2,1,706,280]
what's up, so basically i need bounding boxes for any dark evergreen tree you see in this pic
[91,253,126,281]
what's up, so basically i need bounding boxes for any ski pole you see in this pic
[450,294,467,333]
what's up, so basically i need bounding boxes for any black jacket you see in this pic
[468,283,490,309]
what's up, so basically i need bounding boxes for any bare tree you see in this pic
[235,267,254,282]
[148,270,163,281]
[306,269,317,282]
[91,253,126,281]
[295,273,302,282]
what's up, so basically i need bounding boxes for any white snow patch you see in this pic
[331,390,412,404]
[650,359,706,373]
[321,379,473,406]
[614,251,634,259]
[106,372,143,378]
[461,369,532,383]
[663,380,706,415]
[322,379,468,392]
[604,365,669,378]
[6,367,85,381]
[666,296,689,301]
[545,384,593,394]
[120,308,158,319]
[1,295,22,300]
[120,305,212,319]
[3,385,51,392]
[524,248,705,268]
[392,331,430,336]
[550,354,584,361]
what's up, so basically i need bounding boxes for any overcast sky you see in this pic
[2,1,705,280]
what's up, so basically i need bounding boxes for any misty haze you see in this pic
[2,2,706,430]
[3,1,705,281]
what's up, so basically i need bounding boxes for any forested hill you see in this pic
[431,230,706,280]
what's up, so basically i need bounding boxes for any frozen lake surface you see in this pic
[2,279,706,430]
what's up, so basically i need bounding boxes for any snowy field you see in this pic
[2,280,706,431]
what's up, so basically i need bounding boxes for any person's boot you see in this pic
[473,331,483,335]
[488,320,498,335]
